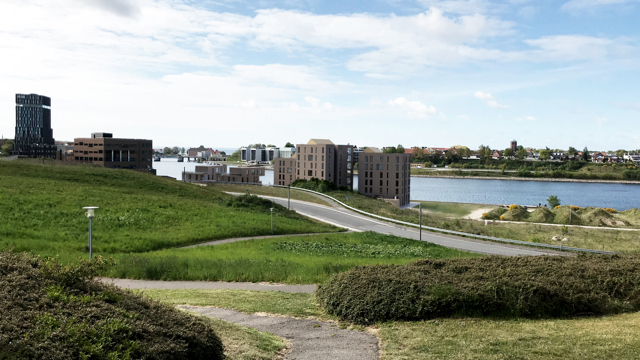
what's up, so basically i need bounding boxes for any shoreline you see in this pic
[411,174,640,185]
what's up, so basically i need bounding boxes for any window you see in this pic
[396,173,399,179]
[322,155,324,161]
[308,170,313,176]
[380,172,383,178]
[380,156,383,162]
[396,181,399,186]
[376,164,383,170]
[322,147,325,153]
[396,156,399,163]
[380,180,383,186]
[396,164,399,171]
[322,163,324,169]
[321,171,324,177]
[297,154,300,160]
[308,155,313,161]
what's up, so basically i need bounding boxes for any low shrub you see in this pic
[501,205,529,221]
[0,252,224,360]
[529,207,555,223]
[483,207,507,220]
[316,255,640,324]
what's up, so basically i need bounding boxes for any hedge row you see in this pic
[316,255,640,324]
[0,252,224,360]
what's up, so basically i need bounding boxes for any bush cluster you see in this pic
[316,255,640,324]
[291,178,350,193]
[0,252,224,360]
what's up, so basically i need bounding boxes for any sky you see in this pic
[0,0,639,151]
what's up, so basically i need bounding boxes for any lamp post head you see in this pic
[270,208,274,212]
[83,206,99,219]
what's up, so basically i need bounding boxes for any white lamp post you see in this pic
[82,206,99,259]
[270,207,274,234]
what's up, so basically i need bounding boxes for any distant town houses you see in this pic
[182,164,265,184]
[241,146,295,164]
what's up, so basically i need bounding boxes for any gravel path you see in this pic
[180,232,350,249]
[178,306,379,360]
[99,278,316,293]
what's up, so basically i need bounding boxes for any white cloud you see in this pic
[388,97,437,118]
[516,116,537,122]
[304,96,334,112]
[561,0,638,12]
[79,0,141,17]
[524,35,629,61]
[457,115,470,120]
[417,0,493,14]
[596,116,609,124]
[474,91,508,109]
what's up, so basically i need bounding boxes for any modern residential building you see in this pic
[182,164,227,182]
[240,147,280,163]
[13,93,57,158]
[183,164,265,184]
[73,133,154,171]
[218,167,265,184]
[358,147,411,208]
[278,147,296,159]
[273,139,354,190]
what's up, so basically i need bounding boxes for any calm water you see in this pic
[154,159,640,210]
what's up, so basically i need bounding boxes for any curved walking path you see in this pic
[178,306,379,360]
[180,232,351,249]
[99,278,316,293]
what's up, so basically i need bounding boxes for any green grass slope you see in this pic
[0,161,339,262]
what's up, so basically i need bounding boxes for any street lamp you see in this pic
[82,206,98,259]
[270,207,274,234]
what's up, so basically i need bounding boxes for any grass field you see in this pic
[108,231,478,283]
[209,183,332,206]
[145,289,640,360]
[0,161,338,262]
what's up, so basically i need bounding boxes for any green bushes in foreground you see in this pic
[0,252,224,360]
[317,255,640,324]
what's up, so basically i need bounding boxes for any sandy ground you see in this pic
[465,208,495,220]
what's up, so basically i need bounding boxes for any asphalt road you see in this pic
[179,306,379,360]
[261,195,561,256]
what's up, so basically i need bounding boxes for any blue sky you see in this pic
[0,0,638,151]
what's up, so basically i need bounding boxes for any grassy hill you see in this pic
[0,161,339,262]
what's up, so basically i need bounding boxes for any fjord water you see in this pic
[154,159,640,210]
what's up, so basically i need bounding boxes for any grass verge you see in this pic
[197,316,287,360]
[108,232,478,283]
[145,288,640,360]
[209,183,332,206]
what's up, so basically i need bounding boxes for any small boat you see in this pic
[153,155,161,162]
[177,156,184,162]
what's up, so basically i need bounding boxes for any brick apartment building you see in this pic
[358,147,411,207]
[274,139,354,190]
[73,133,153,171]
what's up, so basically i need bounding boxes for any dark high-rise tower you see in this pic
[14,93,56,158]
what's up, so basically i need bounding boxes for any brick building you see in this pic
[73,133,153,171]
[274,139,353,190]
[358,147,411,207]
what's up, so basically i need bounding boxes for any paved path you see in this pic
[253,194,563,256]
[179,306,379,360]
[99,278,316,293]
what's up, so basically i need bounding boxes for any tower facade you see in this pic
[14,93,56,158]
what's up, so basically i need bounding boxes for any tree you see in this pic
[267,144,276,148]
[517,148,526,160]
[1,140,14,156]
[616,149,626,158]
[478,145,491,159]
[396,144,405,154]
[503,148,514,157]
[163,147,172,155]
[567,147,578,157]
[383,146,397,154]
[181,147,186,154]
[539,149,551,161]
[582,147,590,162]
[172,146,180,154]
[457,146,471,158]
[547,195,561,208]
[411,147,422,161]
[284,142,294,148]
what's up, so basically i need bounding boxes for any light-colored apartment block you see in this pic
[274,139,353,190]
[358,147,411,207]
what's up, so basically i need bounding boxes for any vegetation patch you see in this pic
[107,232,478,284]
[0,251,224,360]
[482,207,507,220]
[529,207,555,223]
[500,205,530,221]
[273,241,435,258]
[316,255,640,324]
